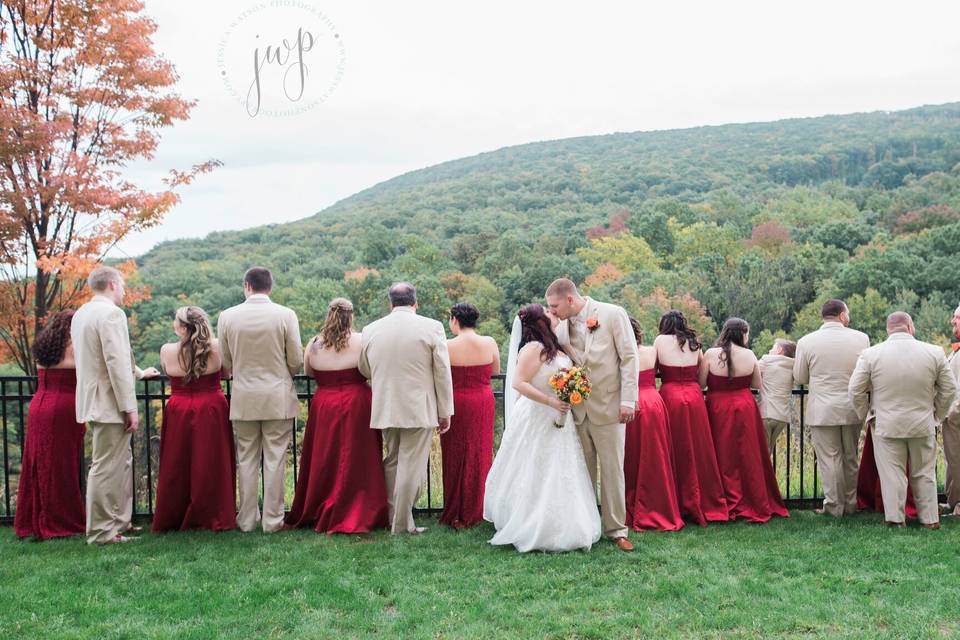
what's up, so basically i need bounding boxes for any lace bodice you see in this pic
[529,352,573,396]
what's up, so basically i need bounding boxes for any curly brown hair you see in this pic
[33,310,75,368]
[175,306,214,382]
[313,298,354,353]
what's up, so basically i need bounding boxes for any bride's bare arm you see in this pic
[512,343,569,414]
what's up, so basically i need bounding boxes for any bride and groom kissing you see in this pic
[484,278,639,553]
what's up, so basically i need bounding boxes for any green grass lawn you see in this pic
[3,511,959,639]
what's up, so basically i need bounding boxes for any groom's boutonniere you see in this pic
[586,317,600,333]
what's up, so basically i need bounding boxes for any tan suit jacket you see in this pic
[217,294,303,421]
[358,307,454,429]
[849,332,958,438]
[758,354,795,424]
[72,295,139,424]
[794,322,870,426]
[945,349,960,428]
[561,297,639,425]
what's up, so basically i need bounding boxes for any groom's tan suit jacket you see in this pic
[561,297,639,426]
[848,332,957,439]
[358,306,454,429]
[217,294,303,420]
[72,294,139,425]
[793,321,869,427]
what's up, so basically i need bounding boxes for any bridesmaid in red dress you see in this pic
[700,318,788,523]
[441,303,499,528]
[623,318,684,532]
[152,306,237,532]
[285,298,389,533]
[654,311,729,526]
[857,422,918,518]
[14,311,86,540]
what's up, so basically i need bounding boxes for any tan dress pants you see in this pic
[763,418,788,457]
[810,423,861,516]
[941,422,960,510]
[234,419,292,532]
[873,433,938,525]
[381,427,434,534]
[575,418,627,539]
[86,422,134,544]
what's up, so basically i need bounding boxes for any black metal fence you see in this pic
[0,376,951,524]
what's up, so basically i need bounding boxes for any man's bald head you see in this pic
[886,311,914,335]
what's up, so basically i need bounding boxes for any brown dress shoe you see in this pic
[922,522,941,530]
[612,537,634,552]
[885,521,906,528]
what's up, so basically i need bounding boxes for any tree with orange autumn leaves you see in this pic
[0,1,219,374]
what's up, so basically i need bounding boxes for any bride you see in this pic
[483,303,601,552]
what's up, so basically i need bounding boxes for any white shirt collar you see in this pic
[246,293,271,302]
[91,294,116,307]
[392,306,416,314]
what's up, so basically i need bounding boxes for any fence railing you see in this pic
[0,376,951,523]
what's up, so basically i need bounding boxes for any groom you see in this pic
[547,278,639,552]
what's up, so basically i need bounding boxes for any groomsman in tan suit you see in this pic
[217,267,303,532]
[358,283,454,534]
[758,339,797,456]
[546,278,638,552]
[849,312,957,527]
[940,304,960,514]
[793,299,870,517]
[72,266,159,544]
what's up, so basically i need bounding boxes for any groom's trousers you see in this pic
[234,419,292,532]
[86,422,134,544]
[382,427,434,533]
[576,418,628,539]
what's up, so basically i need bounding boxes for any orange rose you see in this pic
[570,391,583,405]
[585,317,599,332]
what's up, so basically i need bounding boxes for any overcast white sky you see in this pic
[115,0,960,257]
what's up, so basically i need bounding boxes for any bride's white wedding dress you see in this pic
[483,349,601,552]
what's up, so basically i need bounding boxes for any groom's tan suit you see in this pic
[849,332,957,524]
[562,296,638,540]
[217,294,302,532]
[358,306,454,533]
[72,294,141,544]
[941,347,960,510]
[793,321,869,516]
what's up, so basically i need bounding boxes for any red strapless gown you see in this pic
[440,364,495,528]
[706,372,789,523]
[14,368,85,540]
[856,424,918,518]
[152,372,237,532]
[624,369,684,531]
[285,368,389,533]
[658,364,730,525]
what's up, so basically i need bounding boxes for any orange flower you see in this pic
[570,391,583,405]
[586,317,599,332]
[952,342,960,353]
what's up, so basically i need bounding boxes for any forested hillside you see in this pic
[130,102,960,366]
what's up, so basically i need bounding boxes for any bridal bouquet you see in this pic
[548,366,591,428]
